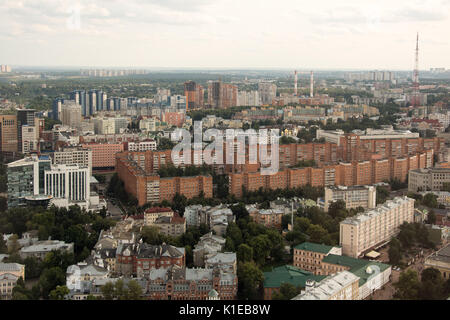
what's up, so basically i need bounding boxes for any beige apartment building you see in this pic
[408,167,450,192]
[143,207,174,226]
[340,196,415,258]
[319,185,376,212]
[52,147,93,175]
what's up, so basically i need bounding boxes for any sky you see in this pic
[1,0,449,70]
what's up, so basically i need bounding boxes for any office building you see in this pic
[7,154,51,207]
[21,125,38,154]
[19,240,74,259]
[17,109,36,153]
[339,197,415,258]
[0,114,18,153]
[44,164,90,202]
[408,167,450,192]
[52,147,92,175]
[61,101,82,129]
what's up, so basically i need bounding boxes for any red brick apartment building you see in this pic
[116,151,213,206]
[228,150,434,198]
[81,142,124,169]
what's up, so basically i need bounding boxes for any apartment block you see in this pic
[339,197,415,258]
[52,147,92,175]
[115,151,213,206]
[318,185,376,212]
[81,143,124,169]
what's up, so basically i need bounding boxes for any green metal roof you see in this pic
[322,254,391,286]
[293,242,335,254]
[263,265,325,288]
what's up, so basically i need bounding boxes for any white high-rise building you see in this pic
[258,82,277,105]
[52,147,93,175]
[44,164,90,202]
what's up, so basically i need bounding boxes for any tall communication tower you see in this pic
[310,71,314,98]
[412,32,420,107]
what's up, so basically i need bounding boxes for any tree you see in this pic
[419,268,446,300]
[141,226,165,245]
[393,269,421,300]
[248,235,271,266]
[224,237,235,252]
[426,210,436,224]
[388,238,402,265]
[0,234,7,254]
[38,267,66,299]
[306,224,330,245]
[7,234,21,254]
[126,280,143,300]
[49,285,69,300]
[101,282,116,300]
[237,244,253,263]
[423,193,438,209]
[376,186,390,205]
[237,261,264,300]
[271,283,300,300]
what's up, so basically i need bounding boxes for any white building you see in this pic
[238,90,261,106]
[21,125,38,154]
[318,185,377,212]
[128,140,157,152]
[44,164,90,203]
[340,196,415,258]
[292,271,360,300]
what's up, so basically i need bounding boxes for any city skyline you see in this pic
[1,0,449,69]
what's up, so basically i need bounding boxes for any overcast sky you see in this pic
[1,0,449,69]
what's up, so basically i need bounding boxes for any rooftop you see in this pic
[294,242,335,254]
[263,265,325,288]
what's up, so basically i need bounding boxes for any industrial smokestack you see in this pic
[294,70,298,96]
[310,71,314,98]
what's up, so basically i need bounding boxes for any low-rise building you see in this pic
[146,265,237,300]
[193,232,226,267]
[153,213,186,238]
[263,265,324,300]
[0,263,25,279]
[409,167,450,192]
[291,271,360,300]
[116,242,185,277]
[247,205,284,229]
[0,273,19,300]
[424,244,450,280]
[19,240,74,259]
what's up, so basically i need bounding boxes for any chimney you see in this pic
[305,279,315,292]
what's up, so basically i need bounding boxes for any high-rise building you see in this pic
[258,82,277,105]
[17,109,36,153]
[52,98,65,120]
[21,125,38,154]
[7,154,52,207]
[44,164,90,202]
[237,90,261,106]
[52,147,93,175]
[339,196,415,258]
[88,90,97,116]
[207,81,238,109]
[184,81,204,110]
[71,90,87,116]
[0,114,18,153]
[61,101,82,129]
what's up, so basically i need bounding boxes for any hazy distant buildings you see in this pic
[0,65,12,73]
[61,101,82,129]
[237,90,261,106]
[258,82,277,105]
[207,81,238,109]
